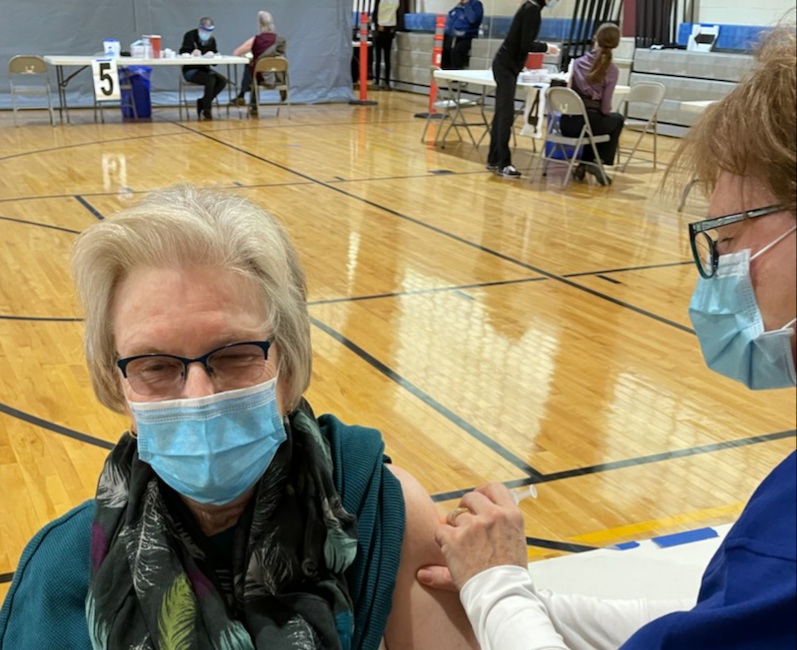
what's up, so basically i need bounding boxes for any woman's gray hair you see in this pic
[71,184,311,414]
[258,11,275,33]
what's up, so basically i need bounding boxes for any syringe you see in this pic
[511,484,538,504]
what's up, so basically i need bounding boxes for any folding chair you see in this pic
[252,56,290,119]
[535,87,610,187]
[178,74,222,121]
[619,81,666,171]
[8,55,55,126]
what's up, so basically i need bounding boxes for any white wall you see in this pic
[698,0,793,26]
[415,0,574,19]
[411,0,792,25]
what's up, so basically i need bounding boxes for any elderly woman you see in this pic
[0,185,477,649]
[231,11,287,109]
[418,26,796,650]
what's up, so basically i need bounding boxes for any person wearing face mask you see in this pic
[0,184,480,650]
[180,16,228,120]
[488,0,560,178]
[416,25,796,650]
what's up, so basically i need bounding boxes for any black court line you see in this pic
[74,195,103,220]
[540,429,797,483]
[430,429,797,503]
[179,124,694,336]
[564,260,693,278]
[0,131,189,163]
[0,315,82,322]
[597,274,621,284]
[526,537,597,553]
[0,215,81,235]
[308,276,546,306]
[310,317,545,479]
[0,402,114,450]
[0,572,12,584]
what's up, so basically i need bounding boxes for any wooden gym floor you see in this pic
[1,91,795,604]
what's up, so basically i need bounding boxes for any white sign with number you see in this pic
[92,59,121,101]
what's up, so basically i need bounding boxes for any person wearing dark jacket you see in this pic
[442,0,484,70]
[487,0,559,178]
[180,17,228,120]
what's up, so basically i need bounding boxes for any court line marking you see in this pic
[0,214,81,235]
[569,502,744,546]
[179,124,695,336]
[0,402,115,450]
[74,195,103,220]
[430,429,796,503]
[310,317,545,479]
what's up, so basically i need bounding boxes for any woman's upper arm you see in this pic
[383,466,479,650]
[233,37,254,56]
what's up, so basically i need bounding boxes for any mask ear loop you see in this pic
[751,225,797,261]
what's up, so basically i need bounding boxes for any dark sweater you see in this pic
[493,0,547,75]
[179,28,219,74]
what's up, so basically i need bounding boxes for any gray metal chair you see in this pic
[251,56,290,119]
[619,81,666,171]
[178,75,222,121]
[8,55,54,126]
[535,86,610,187]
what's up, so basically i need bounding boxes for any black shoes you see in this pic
[573,163,611,186]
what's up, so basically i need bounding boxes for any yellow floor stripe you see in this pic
[568,502,745,546]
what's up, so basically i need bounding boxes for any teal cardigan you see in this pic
[0,415,405,650]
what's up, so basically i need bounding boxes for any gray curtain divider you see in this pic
[0,0,354,109]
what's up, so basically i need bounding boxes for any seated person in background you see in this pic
[442,0,484,70]
[232,10,286,108]
[180,16,228,120]
[0,184,479,650]
[561,22,625,185]
[419,25,796,650]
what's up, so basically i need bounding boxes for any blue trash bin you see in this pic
[120,66,152,119]
[545,113,583,160]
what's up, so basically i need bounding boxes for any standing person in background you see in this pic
[563,22,625,186]
[180,17,228,121]
[488,0,559,178]
[442,0,484,70]
[232,11,287,112]
[373,0,401,90]
[419,25,796,650]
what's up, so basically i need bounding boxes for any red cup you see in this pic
[148,35,161,58]
[525,52,544,69]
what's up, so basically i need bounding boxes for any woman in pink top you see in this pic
[561,22,625,185]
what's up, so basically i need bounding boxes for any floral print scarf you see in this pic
[86,404,358,650]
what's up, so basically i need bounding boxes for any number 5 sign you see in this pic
[92,59,121,101]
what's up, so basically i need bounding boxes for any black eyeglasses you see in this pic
[688,204,783,279]
[117,340,273,398]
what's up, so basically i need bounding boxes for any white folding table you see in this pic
[43,54,250,123]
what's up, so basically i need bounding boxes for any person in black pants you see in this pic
[442,0,484,70]
[373,0,402,90]
[180,17,228,120]
[488,0,558,178]
[561,23,624,186]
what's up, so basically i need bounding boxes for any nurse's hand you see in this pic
[420,483,528,591]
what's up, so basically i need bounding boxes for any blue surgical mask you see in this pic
[689,226,797,390]
[546,0,560,9]
[198,30,212,43]
[132,378,286,505]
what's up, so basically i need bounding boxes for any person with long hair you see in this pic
[418,25,796,650]
[232,11,287,110]
[561,22,625,185]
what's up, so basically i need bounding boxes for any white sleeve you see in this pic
[459,566,693,650]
